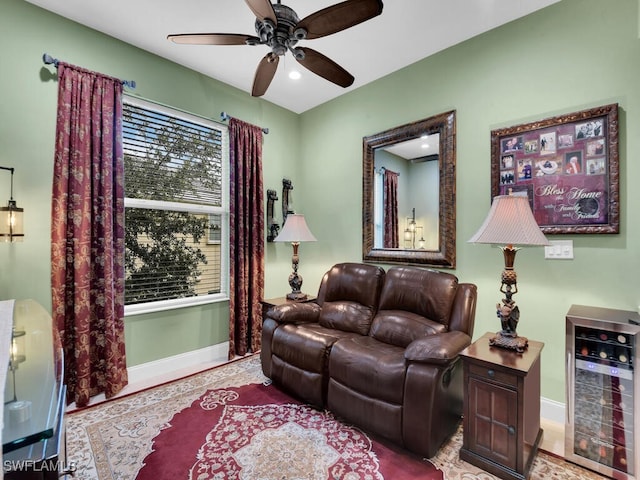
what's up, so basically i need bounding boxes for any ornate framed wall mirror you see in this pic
[362,110,456,268]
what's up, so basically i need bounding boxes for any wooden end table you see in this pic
[459,332,544,480]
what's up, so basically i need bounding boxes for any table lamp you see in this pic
[274,214,317,300]
[468,193,549,352]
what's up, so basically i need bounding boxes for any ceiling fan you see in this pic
[167,0,384,97]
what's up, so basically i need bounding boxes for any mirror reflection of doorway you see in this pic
[373,134,440,251]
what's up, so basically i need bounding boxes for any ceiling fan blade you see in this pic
[295,47,354,88]
[295,0,383,40]
[167,33,259,45]
[252,53,280,97]
[244,0,277,24]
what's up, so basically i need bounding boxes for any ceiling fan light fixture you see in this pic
[168,0,384,97]
[260,18,276,36]
[289,70,301,80]
[272,44,287,56]
[293,28,307,40]
[291,47,305,61]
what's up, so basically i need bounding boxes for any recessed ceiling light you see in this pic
[421,143,429,149]
[289,70,301,80]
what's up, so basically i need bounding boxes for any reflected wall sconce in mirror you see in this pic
[0,166,24,242]
[404,207,426,249]
[468,192,549,353]
[274,214,317,301]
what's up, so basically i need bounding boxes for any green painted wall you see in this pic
[297,0,640,402]
[2,0,639,403]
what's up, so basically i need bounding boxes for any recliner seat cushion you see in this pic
[272,324,336,374]
[271,324,359,371]
[329,336,406,405]
[270,324,360,408]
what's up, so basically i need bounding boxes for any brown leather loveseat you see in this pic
[261,262,477,458]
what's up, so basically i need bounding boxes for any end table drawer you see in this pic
[468,363,517,388]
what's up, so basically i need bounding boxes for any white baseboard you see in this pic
[127,341,230,385]
[541,396,565,425]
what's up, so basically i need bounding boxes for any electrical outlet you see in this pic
[544,240,574,260]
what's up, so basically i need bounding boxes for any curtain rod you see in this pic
[378,166,399,176]
[42,53,136,89]
[220,112,269,134]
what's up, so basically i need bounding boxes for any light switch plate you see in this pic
[544,240,574,260]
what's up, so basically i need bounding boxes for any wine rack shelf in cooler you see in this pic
[566,304,640,480]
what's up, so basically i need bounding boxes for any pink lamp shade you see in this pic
[468,194,549,246]
[274,214,317,243]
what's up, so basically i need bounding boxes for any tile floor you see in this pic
[540,417,565,456]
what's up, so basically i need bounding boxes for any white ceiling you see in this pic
[27,0,560,114]
[384,134,440,160]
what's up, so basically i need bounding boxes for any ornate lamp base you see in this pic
[286,291,308,301]
[489,331,528,353]
[489,245,529,354]
[286,258,306,301]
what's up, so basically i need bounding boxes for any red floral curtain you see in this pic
[383,169,399,248]
[51,63,127,407]
[228,118,265,358]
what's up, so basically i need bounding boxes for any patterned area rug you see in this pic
[66,356,439,479]
[66,355,605,480]
[136,383,441,479]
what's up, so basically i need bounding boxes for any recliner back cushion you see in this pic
[318,263,384,334]
[377,267,458,327]
[370,267,458,347]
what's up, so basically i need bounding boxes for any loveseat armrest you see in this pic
[267,302,321,324]
[404,331,471,365]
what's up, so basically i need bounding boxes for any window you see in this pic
[123,96,229,315]
[208,214,222,244]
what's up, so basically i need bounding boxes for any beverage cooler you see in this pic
[566,304,640,480]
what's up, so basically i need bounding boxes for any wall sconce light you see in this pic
[404,207,425,249]
[266,189,280,242]
[0,166,24,242]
